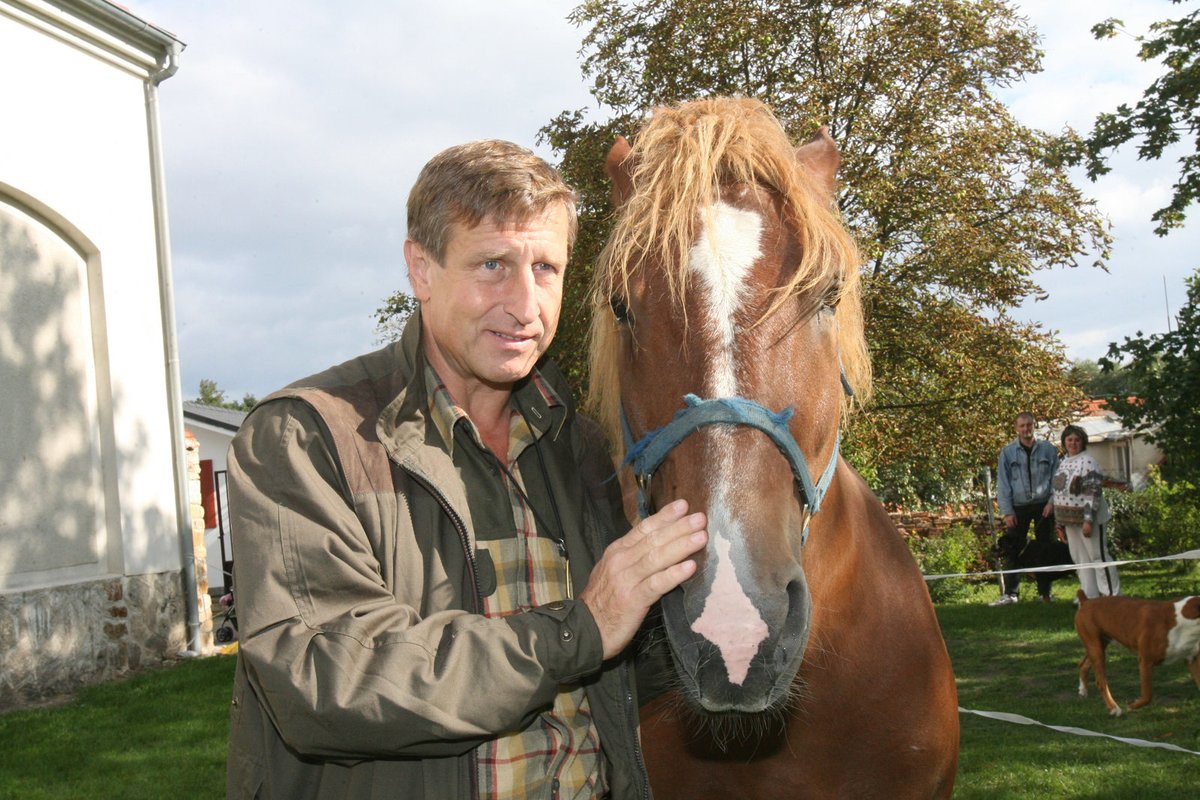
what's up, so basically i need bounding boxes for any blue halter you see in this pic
[619,393,841,531]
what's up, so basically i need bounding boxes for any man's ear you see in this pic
[404,239,433,302]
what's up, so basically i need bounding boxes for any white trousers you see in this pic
[1063,522,1120,598]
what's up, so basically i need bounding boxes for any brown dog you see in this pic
[1075,590,1200,716]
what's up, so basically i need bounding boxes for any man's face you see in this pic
[406,203,569,399]
[1014,416,1035,444]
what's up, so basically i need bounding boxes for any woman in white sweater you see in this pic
[1052,424,1120,598]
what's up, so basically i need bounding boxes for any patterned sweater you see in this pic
[1052,452,1109,526]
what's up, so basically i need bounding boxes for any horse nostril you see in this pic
[781,573,812,648]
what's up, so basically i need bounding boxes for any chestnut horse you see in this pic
[588,98,959,798]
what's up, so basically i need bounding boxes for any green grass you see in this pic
[0,564,1197,798]
[0,653,235,800]
[944,563,1200,799]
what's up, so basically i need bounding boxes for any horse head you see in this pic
[589,97,870,715]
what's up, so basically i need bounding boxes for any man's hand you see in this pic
[1003,514,1016,529]
[1042,502,1054,518]
[580,499,707,660]
[1082,521,1093,538]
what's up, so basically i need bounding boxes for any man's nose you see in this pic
[504,266,539,324]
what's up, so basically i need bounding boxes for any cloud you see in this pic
[132,0,1198,396]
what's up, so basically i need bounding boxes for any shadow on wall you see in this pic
[0,212,104,576]
[0,195,186,709]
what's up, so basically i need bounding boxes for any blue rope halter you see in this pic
[620,393,842,533]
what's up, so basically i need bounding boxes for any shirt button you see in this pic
[546,601,566,611]
[560,628,574,642]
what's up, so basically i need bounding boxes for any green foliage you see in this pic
[195,378,257,412]
[1100,268,1200,484]
[906,524,989,601]
[1066,357,1133,398]
[1106,465,1200,561]
[1082,2,1200,235]
[541,0,1102,505]
[372,290,419,345]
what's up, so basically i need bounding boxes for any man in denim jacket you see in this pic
[992,412,1059,605]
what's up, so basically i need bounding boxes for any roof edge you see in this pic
[40,0,184,51]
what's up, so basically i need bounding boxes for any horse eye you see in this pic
[821,282,842,310]
[610,295,631,322]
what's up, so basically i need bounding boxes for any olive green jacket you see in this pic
[226,314,647,799]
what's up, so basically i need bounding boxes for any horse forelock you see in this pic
[587,97,872,456]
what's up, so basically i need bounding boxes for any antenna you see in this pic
[1164,275,1173,333]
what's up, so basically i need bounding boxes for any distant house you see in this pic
[0,0,194,708]
[183,401,247,594]
[1062,399,1164,489]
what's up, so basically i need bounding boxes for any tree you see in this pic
[1100,268,1200,484]
[373,290,419,344]
[1067,358,1134,398]
[540,0,1107,505]
[195,378,257,412]
[1081,1,1200,235]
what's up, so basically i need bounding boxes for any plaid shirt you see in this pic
[425,364,606,800]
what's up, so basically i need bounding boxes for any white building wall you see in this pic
[0,0,192,707]
[0,1,180,586]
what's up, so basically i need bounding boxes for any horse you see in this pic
[587,97,960,799]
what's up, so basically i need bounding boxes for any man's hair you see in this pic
[406,139,578,262]
[1014,411,1036,425]
[1061,424,1089,451]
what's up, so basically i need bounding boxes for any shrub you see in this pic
[907,524,988,602]
[1107,466,1200,565]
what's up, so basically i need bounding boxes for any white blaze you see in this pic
[690,532,769,686]
[688,201,763,397]
[687,200,769,685]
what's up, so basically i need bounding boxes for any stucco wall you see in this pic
[0,2,182,588]
[0,1,193,706]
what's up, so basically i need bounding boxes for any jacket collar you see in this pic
[376,311,570,473]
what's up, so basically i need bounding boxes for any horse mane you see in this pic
[586,97,872,454]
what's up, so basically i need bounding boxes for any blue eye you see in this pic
[482,260,501,271]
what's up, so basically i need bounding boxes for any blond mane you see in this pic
[587,97,872,453]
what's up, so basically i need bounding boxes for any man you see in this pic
[225,140,708,799]
[992,411,1060,605]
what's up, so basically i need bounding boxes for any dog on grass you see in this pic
[1075,590,1200,716]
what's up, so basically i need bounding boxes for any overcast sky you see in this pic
[132,0,1198,401]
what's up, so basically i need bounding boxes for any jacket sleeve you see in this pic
[996,447,1014,517]
[228,398,604,761]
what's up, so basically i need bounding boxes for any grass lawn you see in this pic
[0,653,235,800]
[0,563,1196,798]
[944,562,1200,799]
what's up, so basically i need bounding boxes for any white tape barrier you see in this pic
[959,707,1200,757]
[923,549,1200,582]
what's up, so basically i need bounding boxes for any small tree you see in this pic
[1100,268,1200,484]
[1067,358,1134,398]
[1081,1,1200,235]
[195,379,257,412]
[373,291,419,345]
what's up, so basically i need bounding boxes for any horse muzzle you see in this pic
[660,554,811,713]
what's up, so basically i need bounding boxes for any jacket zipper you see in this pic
[622,661,652,799]
[400,468,482,613]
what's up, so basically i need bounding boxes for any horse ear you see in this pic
[606,136,635,208]
[795,126,840,197]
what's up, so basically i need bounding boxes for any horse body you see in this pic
[589,97,958,798]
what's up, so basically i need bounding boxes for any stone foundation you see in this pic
[0,571,187,710]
